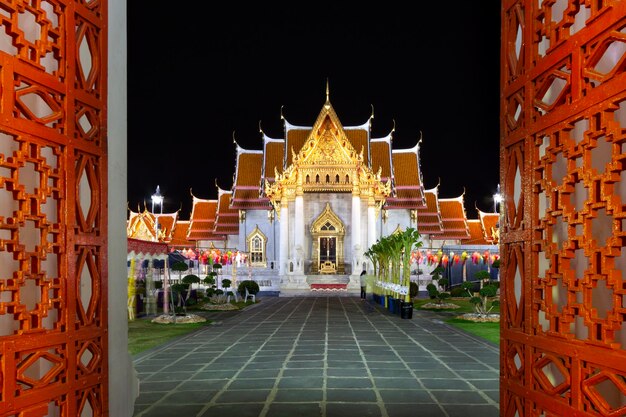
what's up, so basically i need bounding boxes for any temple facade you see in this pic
[128,90,499,295]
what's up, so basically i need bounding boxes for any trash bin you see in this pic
[400,301,413,319]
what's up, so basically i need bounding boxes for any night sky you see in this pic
[127,4,501,220]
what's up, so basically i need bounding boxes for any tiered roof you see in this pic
[231,143,267,209]
[370,134,393,182]
[187,196,223,241]
[465,220,491,245]
[386,143,426,209]
[169,220,193,249]
[435,195,470,240]
[478,210,500,244]
[416,187,443,236]
[213,187,239,235]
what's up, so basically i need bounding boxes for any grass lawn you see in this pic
[128,318,212,355]
[413,297,500,344]
[445,318,500,345]
[128,300,258,355]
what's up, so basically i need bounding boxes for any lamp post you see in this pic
[493,184,502,213]
[151,185,164,214]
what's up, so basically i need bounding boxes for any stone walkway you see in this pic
[132,296,500,417]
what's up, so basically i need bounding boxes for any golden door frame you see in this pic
[310,203,345,274]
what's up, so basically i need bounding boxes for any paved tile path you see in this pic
[132,297,500,417]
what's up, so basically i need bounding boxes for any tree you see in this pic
[427,266,451,305]
[463,270,500,315]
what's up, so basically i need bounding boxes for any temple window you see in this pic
[247,226,267,266]
[335,174,340,183]
[326,174,330,183]
[316,174,320,183]
[345,174,350,183]
[306,175,310,183]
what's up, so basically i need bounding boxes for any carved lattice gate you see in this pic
[501,1,626,416]
[0,1,108,416]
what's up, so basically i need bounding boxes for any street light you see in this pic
[151,185,164,214]
[493,184,502,213]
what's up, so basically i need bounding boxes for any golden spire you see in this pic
[326,78,330,102]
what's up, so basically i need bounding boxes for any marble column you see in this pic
[352,195,361,273]
[294,195,304,272]
[367,201,376,250]
[279,200,289,275]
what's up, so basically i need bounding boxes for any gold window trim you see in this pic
[246,225,267,267]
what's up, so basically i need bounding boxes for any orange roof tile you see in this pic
[417,189,443,235]
[232,148,269,209]
[285,128,310,166]
[214,189,239,235]
[434,196,470,240]
[188,198,225,241]
[371,137,392,180]
[154,212,178,241]
[169,220,194,249]
[464,220,490,244]
[479,210,500,244]
[387,146,425,209]
[345,128,368,163]
[263,138,284,181]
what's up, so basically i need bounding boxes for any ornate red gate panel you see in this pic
[0,1,108,416]
[501,1,626,416]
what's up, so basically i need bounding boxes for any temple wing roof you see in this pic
[168,220,194,249]
[232,144,268,209]
[416,187,443,235]
[214,188,239,235]
[386,143,426,209]
[262,134,284,184]
[478,209,500,244]
[463,219,490,244]
[371,134,393,181]
[187,196,224,241]
[433,195,470,240]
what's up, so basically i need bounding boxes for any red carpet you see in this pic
[310,283,347,291]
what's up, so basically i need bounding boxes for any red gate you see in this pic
[0,1,108,415]
[501,1,626,416]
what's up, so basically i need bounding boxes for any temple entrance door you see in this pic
[319,237,337,274]
[310,203,345,274]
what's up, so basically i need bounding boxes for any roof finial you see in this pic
[418,130,423,144]
[370,104,374,120]
[232,130,237,145]
[326,78,330,103]
[258,120,263,134]
[392,119,396,133]
[280,105,284,120]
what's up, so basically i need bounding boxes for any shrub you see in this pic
[182,274,200,285]
[237,280,260,296]
[426,283,437,299]
[409,281,419,298]
[450,286,468,297]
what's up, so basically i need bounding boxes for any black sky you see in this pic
[127,4,501,220]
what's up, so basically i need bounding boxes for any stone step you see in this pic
[305,275,350,285]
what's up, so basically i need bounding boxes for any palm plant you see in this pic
[399,227,422,302]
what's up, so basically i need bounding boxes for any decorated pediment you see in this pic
[295,114,362,167]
